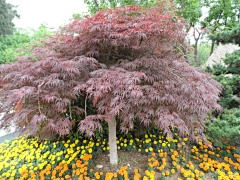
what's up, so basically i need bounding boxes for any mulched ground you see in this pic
[92,149,215,179]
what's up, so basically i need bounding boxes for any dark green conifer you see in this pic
[0,0,20,36]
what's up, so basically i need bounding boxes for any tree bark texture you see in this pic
[108,114,118,165]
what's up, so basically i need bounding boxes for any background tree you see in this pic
[0,0,20,36]
[171,0,203,66]
[201,0,240,55]
[190,27,209,66]
[169,0,240,65]
[174,0,202,28]
[0,1,222,165]
[83,0,157,15]
[0,23,53,64]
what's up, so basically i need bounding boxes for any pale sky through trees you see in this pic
[6,0,88,31]
[5,0,208,43]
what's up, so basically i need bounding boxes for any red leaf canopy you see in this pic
[0,1,222,141]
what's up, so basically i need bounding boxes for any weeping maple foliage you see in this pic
[0,1,222,142]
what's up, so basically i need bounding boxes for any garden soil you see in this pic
[92,150,215,180]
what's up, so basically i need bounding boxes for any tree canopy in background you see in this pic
[0,23,54,64]
[0,0,20,36]
[201,0,240,32]
[174,0,202,28]
[83,0,157,16]
[201,0,240,54]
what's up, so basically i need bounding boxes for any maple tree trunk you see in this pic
[108,114,118,165]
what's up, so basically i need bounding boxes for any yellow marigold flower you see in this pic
[183,172,188,177]
[145,170,150,176]
[171,169,175,174]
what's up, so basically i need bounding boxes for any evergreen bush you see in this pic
[205,24,240,147]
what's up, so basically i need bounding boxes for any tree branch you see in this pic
[94,0,99,7]
[85,93,88,118]
[38,81,44,114]
[69,103,72,119]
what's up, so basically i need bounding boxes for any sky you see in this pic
[6,0,88,31]
[5,0,209,44]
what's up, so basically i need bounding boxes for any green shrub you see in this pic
[223,50,240,74]
[210,74,240,109]
[206,108,240,148]
[204,38,240,148]
[205,49,240,110]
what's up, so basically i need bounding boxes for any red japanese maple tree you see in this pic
[0,1,222,165]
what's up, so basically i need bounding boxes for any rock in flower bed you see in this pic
[0,127,240,180]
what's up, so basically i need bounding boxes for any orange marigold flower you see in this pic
[65,175,70,179]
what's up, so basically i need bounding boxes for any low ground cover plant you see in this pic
[0,126,240,180]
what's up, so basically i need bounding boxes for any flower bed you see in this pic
[0,127,240,180]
